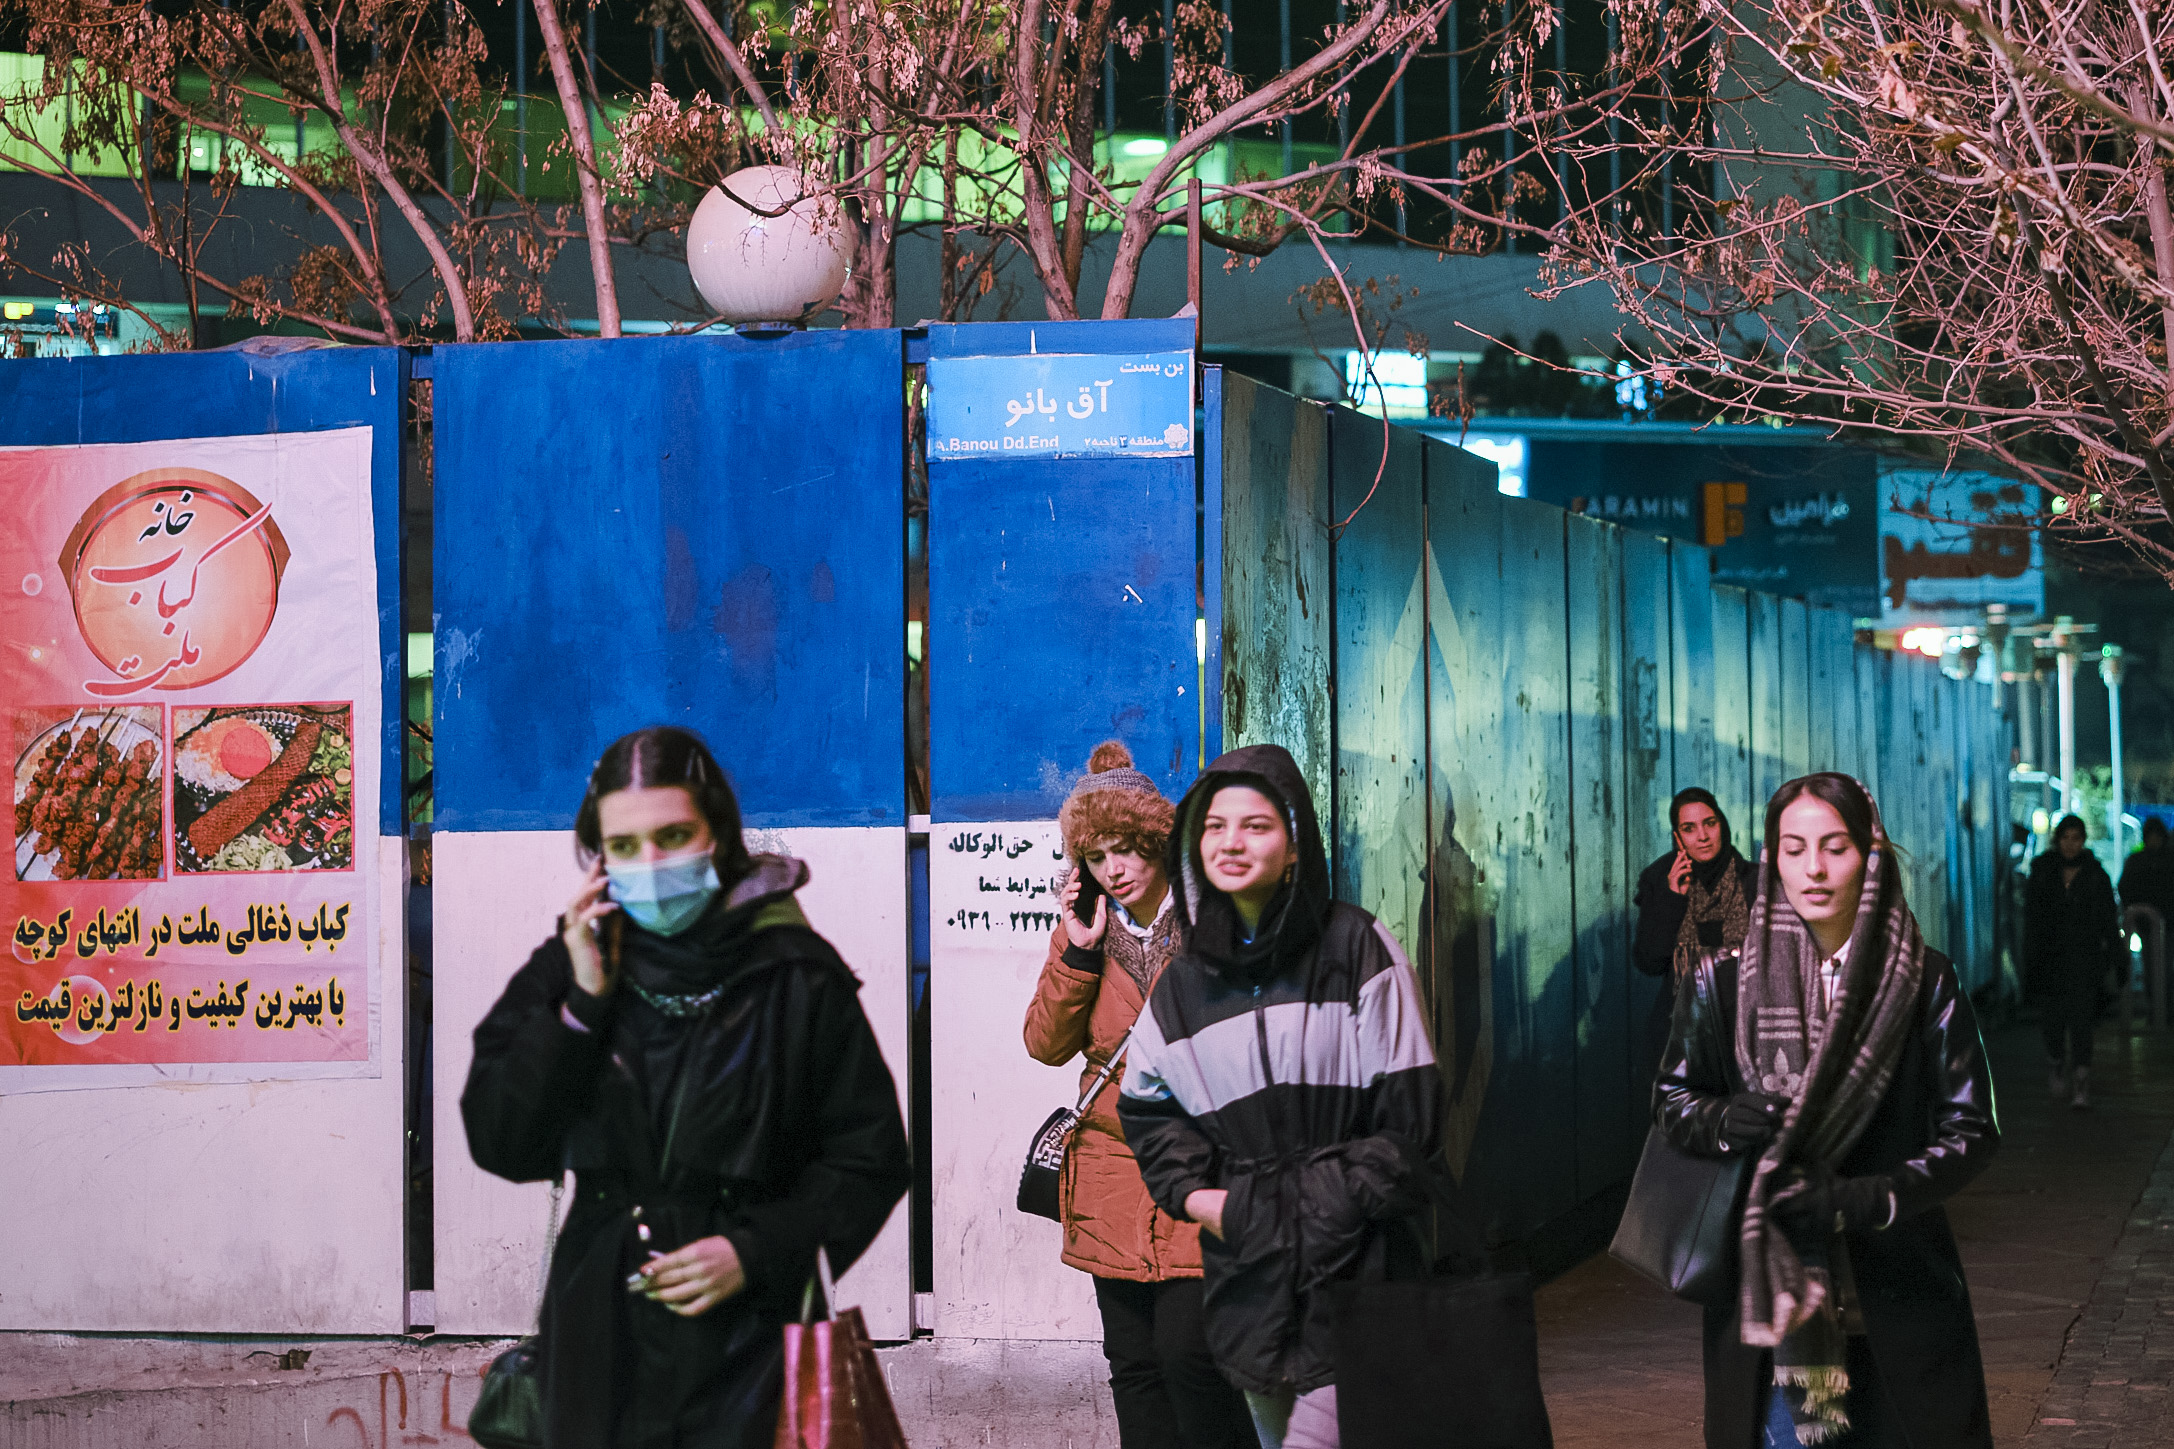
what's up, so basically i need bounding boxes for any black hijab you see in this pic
[1166,744,1332,983]
[1671,786,1747,887]
[602,854,815,1140]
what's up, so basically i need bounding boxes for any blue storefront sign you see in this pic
[927,350,1194,462]
[1523,435,1881,616]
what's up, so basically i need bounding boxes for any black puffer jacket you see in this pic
[462,857,909,1449]
[1656,947,1999,1449]
[1117,744,1444,1396]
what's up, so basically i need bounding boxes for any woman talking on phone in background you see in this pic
[1632,788,1758,1073]
[462,726,910,1449]
[1023,742,1255,1449]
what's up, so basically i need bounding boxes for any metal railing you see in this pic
[2122,904,2166,1032]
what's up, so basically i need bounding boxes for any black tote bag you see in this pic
[1333,1177,1554,1449]
[1607,1126,1749,1307]
[470,1178,562,1449]
[1609,948,1752,1307]
[1335,1270,1555,1449]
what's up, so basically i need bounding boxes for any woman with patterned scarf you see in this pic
[1655,774,2000,1447]
[1633,788,1758,1074]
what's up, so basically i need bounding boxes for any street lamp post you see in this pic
[2056,632,2077,818]
[2102,645,2127,861]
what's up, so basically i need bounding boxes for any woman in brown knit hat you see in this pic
[1023,742,1254,1449]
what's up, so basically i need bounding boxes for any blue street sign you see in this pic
[927,350,1194,462]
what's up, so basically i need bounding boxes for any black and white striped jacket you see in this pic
[1116,745,1442,1394]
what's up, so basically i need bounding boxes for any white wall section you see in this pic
[0,835,407,1333]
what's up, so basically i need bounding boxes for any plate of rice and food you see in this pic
[171,703,354,873]
[13,706,165,881]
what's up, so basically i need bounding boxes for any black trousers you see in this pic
[2042,967,2101,1069]
[1094,1276,1256,1449]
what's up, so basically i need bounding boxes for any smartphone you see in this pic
[1071,862,1106,925]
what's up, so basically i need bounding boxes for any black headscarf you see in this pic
[1166,744,1332,983]
[1671,786,1747,889]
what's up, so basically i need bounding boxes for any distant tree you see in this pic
[0,0,592,343]
[1467,335,1521,414]
[1,1,1489,344]
[1464,0,2174,581]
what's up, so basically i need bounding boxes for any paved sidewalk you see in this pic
[2021,1111,2174,1446]
[1534,1019,2174,1448]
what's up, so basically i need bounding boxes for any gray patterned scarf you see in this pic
[1735,792,1924,1445]
[1675,850,1752,977]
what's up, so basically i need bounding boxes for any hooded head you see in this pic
[1166,743,1332,979]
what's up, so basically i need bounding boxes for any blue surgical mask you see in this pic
[604,854,722,936]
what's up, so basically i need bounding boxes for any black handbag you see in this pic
[471,1339,545,1449]
[1608,1125,1750,1306]
[1611,946,1752,1307]
[1016,1027,1133,1221]
[1333,1175,1555,1448]
[470,1177,564,1449]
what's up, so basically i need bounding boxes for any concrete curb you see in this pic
[1,1334,1121,1449]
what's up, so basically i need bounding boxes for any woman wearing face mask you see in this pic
[2026,814,2123,1109]
[1656,774,1998,1449]
[461,726,910,1449]
[1633,789,1758,1072]
[1118,744,1443,1449]
[1023,742,1256,1449]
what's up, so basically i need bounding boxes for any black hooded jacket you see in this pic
[462,856,910,1449]
[1116,745,1445,1396]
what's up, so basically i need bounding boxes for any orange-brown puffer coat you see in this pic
[1021,912,1203,1281]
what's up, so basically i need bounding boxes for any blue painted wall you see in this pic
[431,331,906,830]
[0,347,407,832]
[1330,405,1428,957]
[925,319,1201,820]
[1216,372,2012,1247]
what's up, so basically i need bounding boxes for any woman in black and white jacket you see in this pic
[1117,744,1444,1449]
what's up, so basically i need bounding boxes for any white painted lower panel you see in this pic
[928,820,1101,1341]
[0,836,408,1333]
[432,826,911,1339]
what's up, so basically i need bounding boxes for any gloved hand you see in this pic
[1769,1166,1896,1234]
[1717,1092,1788,1152]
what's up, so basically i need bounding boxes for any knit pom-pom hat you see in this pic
[1058,741,1175,859]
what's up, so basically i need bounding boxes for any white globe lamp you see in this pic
[686,165,854,327]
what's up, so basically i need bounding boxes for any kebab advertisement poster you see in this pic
[1,428,381,1088]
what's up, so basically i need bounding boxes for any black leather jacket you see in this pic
[1654,946,2000,1449]
[1656,946,1998,1219]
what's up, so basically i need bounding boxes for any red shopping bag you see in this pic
[772,1248,908,1449]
